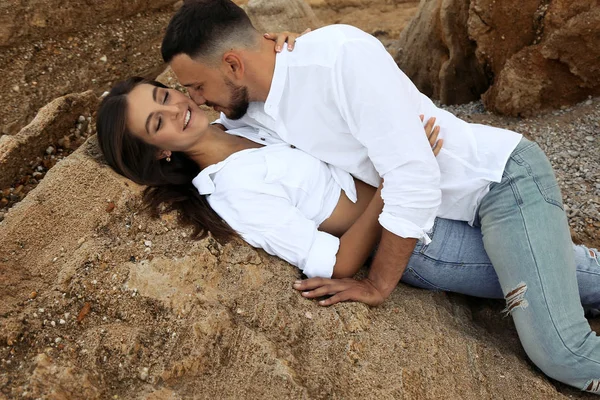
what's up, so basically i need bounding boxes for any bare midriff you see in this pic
[318,178,377,237]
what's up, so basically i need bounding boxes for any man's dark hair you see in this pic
[162,0,259,64]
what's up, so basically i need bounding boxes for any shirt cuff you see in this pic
[378,212,432,245]
[301,231,340,278]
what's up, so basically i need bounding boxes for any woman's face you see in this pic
[126,83,210,153]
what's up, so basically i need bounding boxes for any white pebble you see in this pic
[46,146,55,155]
[305,311,313,320]
[59,319,66,325]
[55,337,62,344]
[50,321,56,327]
[144,240,152,247]
[99,55,108,63]
[139,367,149,381]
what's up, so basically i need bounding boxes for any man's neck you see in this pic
[243,38,277,102]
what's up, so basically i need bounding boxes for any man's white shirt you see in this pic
[215,24,522,243]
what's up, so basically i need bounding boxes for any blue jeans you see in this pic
[401,138,600,393]
[403,219,600,310]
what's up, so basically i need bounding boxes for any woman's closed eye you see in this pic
[156,115,162,132]
[163,91,169,104]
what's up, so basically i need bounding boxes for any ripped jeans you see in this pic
[401,138,600,393]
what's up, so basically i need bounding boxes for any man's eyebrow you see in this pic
[144,87,159,135]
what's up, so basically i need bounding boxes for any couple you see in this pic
[96,0,600,394]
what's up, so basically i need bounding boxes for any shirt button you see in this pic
[290,145,296,149]
[260,137,266,141]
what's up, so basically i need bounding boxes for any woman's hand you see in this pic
[420,115,443,156]
[264,28,312,52]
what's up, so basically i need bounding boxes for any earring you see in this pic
[166,156,171,162]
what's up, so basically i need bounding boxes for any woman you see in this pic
[96,77,600,392]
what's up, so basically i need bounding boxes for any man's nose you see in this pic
[189,90,206,105]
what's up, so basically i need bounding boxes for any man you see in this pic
[159,0,521,307]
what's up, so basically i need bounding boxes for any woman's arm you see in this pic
[331,116,442,278]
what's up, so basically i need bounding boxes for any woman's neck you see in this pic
[186,125,263,169]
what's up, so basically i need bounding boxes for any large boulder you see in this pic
[394,0,488,105]
[394,0,600,115]
[0,131,569,399]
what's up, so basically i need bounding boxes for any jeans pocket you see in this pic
[512,146,564,210]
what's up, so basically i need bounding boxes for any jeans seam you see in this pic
[518,201,600,366]
[406,267,446,291]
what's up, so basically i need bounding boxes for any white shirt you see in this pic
[193,140,357,279]
[216,24,522,243]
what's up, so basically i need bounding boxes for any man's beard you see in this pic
[222,79,249,120]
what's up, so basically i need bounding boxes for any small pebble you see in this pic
[139,367,149,381]
[99,55,108,62]
[46,146,55,155]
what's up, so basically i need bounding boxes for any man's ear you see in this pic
[157,150,172,160]
[222,52,245,81]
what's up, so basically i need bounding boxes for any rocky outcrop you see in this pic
[0,132,570,399]
[0,91,98,188]
[395,0,488,105]
[395,0,600,115]
[483,2,600,115]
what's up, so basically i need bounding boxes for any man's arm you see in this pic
[331,117,442,279]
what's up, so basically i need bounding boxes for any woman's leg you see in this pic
[401,217,600,310]
[477,138,600,393]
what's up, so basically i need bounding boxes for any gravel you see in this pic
[441,97,600,247]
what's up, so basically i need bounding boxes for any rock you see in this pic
[244,0,322,34]
[395,0,487,105]
[0,90,98,188]
[395,0,600,115]
[0,131,578,399]
[27,354,101,399]
[99,55,107,63]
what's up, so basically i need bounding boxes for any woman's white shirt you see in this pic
[192,142,358,279]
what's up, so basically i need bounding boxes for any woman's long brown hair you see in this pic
[96,77,238,243]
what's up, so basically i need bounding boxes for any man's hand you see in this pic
[264,28,311,52]
[293,277,385,306]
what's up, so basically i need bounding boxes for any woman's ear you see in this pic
[157,150,172,160]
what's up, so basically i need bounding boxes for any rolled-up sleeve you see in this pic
[209,190,339,278]
[332,38,441,242]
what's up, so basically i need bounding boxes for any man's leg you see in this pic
[477,138,600,393]
[402,218,600,310]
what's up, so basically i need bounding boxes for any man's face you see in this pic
[170,53,249,120]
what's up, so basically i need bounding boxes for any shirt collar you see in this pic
[191,147,263,195]
[263,50,289,119]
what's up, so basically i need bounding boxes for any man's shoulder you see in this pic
[290,24,380,66]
